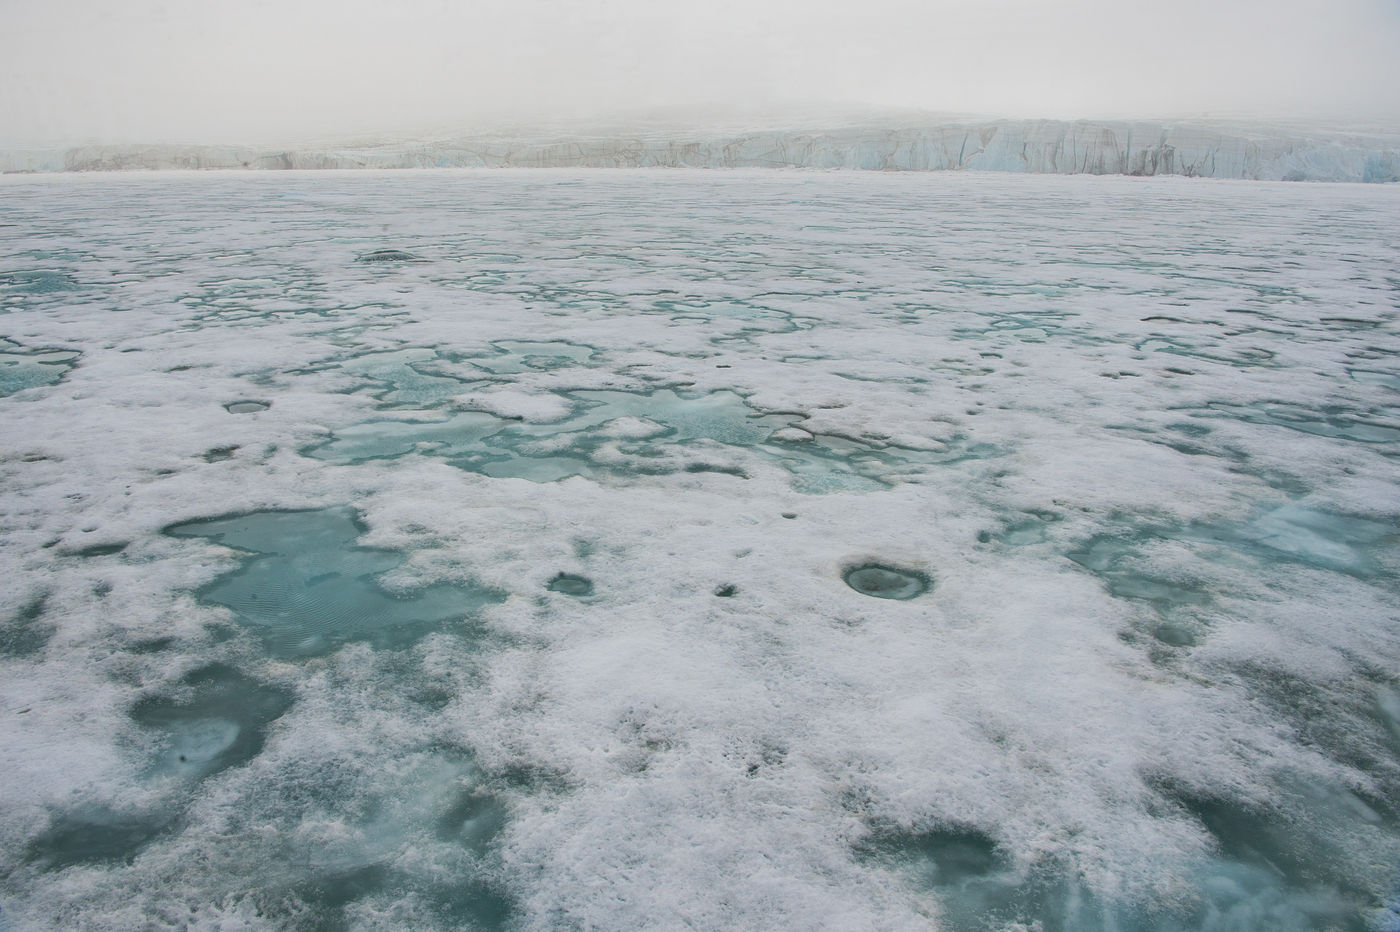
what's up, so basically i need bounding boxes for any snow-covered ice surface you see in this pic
[1,169,1399,931]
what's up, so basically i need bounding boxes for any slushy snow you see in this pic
[1,169,1398,930]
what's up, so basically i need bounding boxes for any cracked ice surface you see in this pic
[1,169,1399,930]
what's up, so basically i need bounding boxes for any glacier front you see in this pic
[4,117,1399,181]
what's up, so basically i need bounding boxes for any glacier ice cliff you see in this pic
[4,118,1398,181]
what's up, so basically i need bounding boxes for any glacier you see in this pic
[4,118,1399,181]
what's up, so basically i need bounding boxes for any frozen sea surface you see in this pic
[1,169,1399,930]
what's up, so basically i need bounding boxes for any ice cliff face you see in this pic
[5,119,1398,181]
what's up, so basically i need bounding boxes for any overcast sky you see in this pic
[3,0,1398,147]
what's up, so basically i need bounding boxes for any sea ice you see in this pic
[1,168,1397,931]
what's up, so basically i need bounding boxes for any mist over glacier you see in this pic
[4,0,1398,151]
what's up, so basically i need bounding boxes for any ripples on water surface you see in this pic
[1,170,1399,930]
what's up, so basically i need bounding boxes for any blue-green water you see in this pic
[165,508,504,658]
